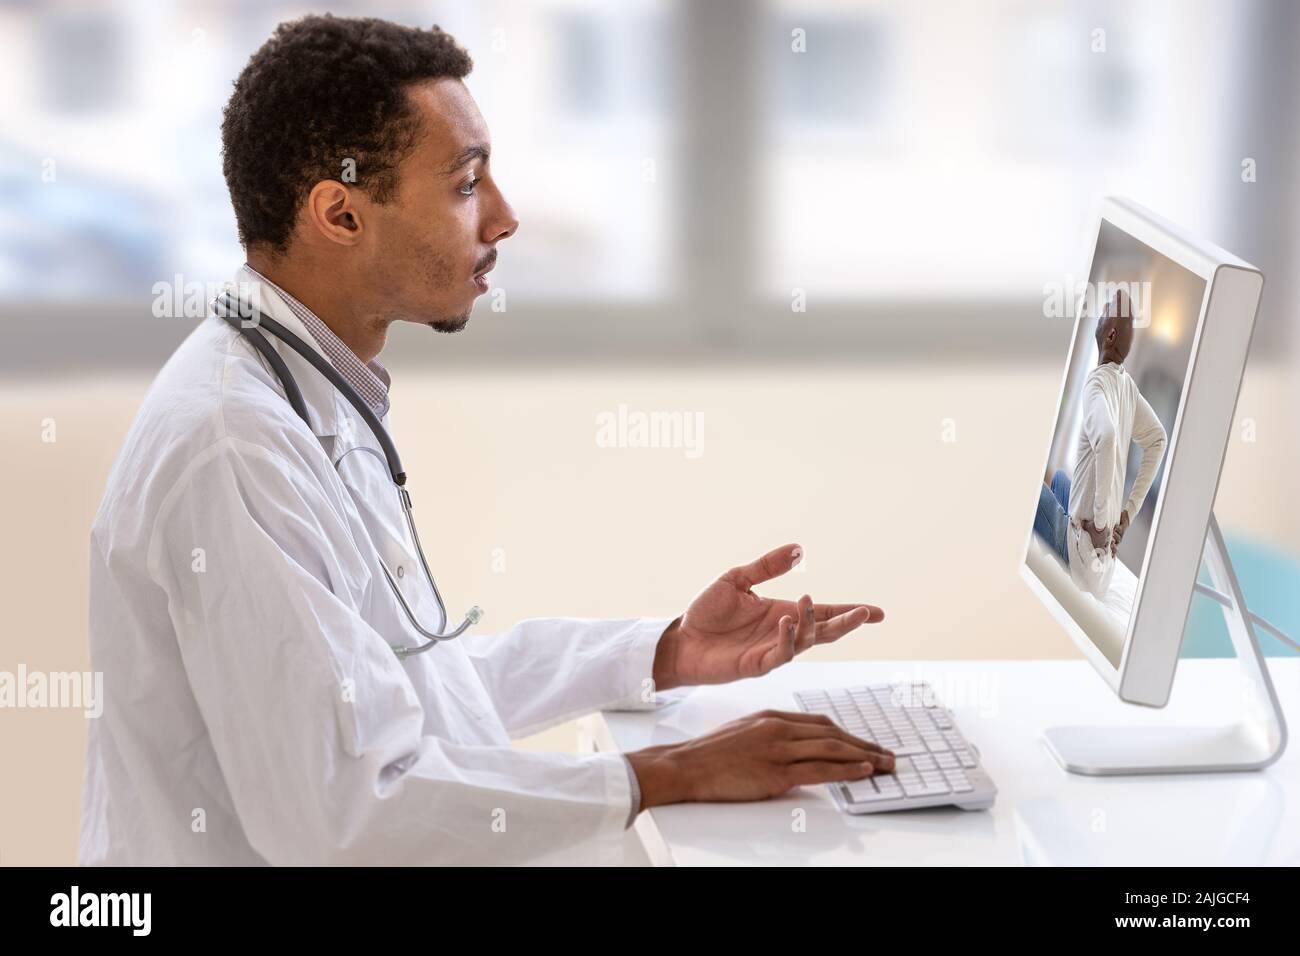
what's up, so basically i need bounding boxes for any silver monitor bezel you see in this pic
[1019,196,1263,705]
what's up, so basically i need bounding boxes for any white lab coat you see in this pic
[80,266,670,866]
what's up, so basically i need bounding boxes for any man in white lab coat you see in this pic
[81,15,890,866]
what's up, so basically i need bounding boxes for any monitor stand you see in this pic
[1043,514,1289,775]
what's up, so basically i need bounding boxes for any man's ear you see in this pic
[304,180,364,247]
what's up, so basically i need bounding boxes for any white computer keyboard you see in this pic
[794,682,997,813]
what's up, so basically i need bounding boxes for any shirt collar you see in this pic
[220,265,340,440]
[242,264,391,419]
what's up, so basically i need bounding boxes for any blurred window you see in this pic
[2,0,677,303]
[759,0,1242,300]
[0,0,1274,339]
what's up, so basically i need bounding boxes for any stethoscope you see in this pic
[216,294,482,659]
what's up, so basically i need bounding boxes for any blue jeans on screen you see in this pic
[1034,469,1071,564]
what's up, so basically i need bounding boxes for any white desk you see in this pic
[580,659,1300,866]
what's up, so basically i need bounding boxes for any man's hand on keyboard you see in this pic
[626,710,895,807]
[652,543,885,690]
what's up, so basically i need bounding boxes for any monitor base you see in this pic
[1042,514,1288,776]
[1043,724,1282,775]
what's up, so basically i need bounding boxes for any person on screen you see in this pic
[1033,289,1168,599]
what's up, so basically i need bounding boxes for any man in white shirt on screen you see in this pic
[1037,289,1168,599]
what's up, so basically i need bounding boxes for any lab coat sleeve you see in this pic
[459,615,675,740]
[147,436,635,865]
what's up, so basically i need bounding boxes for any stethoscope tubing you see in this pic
[214,295,480,655]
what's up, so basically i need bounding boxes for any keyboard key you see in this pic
[901,778,949,797]
[844,780,891,802]
[891,744,926,757]
[944,771,973,793]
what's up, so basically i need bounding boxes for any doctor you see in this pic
[81,15,890,866]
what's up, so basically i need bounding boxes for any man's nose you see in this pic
[485,190,519,243]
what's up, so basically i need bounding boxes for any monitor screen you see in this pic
[1027,219,1208,668]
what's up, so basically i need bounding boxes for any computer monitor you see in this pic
[1021,197,1264,713]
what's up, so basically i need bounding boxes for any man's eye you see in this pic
[458,177,478,196]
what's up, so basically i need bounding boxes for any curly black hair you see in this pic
[221,15,472,253]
